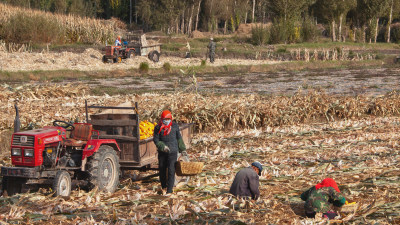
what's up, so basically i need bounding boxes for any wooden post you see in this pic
[85,100,89,123]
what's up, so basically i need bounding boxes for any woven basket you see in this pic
[340,202,358,213]
[176,161,204,176]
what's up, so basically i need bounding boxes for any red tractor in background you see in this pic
[102,34,162,63]
[1,102,193,197]
[102,45,137,63]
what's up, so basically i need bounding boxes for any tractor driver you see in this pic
[115,36,122,46]
[153,110,187,195]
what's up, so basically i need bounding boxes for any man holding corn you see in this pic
[153,110,186,195]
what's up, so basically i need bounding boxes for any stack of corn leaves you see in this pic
[139,120,157,140]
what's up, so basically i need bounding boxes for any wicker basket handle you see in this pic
[179,151,190,162]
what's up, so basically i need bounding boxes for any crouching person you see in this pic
[301,178,346,219]
[229,162,262,200]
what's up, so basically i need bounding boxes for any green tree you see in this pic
[136,0,152,31]
[357,0,390,43]
[313,0,356,42]
[268,0,311,21]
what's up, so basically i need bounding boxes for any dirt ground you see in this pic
[81,66,400,96]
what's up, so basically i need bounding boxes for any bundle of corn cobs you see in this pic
[139,120,157,140]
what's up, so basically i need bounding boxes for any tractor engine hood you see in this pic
[11,127,67,167]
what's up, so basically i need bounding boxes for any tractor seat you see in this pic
[64,123,93,147]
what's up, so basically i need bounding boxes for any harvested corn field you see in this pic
[0,48,279,72]
[0,115,399,224]
[0,74,399,224]
[1,83,400,131]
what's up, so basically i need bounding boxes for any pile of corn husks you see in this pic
[0,84,399,224]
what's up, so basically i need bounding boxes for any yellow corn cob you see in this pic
[139,120,156,140]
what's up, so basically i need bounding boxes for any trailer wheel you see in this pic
[53,170,71,197]
[148,51,160,62]
[87,145,120,193]
[1,176,24,196]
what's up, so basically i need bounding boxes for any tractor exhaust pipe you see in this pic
[14,103,21,133]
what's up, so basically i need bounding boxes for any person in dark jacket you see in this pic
[229,162,262,200]
[153,110,186,194]
[301,178,346,219]
[207,37,216,63]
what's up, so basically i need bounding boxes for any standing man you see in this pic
[229,162,262,200]
[207,37,216,63]
[153,110,186,195]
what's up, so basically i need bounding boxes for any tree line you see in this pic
[1,0,400,43]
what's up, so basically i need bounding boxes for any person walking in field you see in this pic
[229,162,262,200]
[207,37,216,63]
[153,110,187,195]
[301,178,346,219]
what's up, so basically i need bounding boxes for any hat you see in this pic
[210,37,213,41]
[161,110,172,120]
[251,162,263,176]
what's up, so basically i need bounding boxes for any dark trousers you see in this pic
[209,53,215,63]
[158,151,178,193]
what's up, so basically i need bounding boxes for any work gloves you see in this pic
[178,138,186,153]
[155,138,186,153]
[155,141,170,153]
[162,145,170,153]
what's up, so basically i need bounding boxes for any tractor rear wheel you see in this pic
[1,176,25,196]
[53,170,71,197]
[102,55,108,63]
[87,145,120,193]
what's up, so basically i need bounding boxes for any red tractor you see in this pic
[102,45,137,63]
[1,102,193,197]
[1,120,120,196]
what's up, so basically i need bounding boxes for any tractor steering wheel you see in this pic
[53,120,75,131]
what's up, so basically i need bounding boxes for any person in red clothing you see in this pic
[301,178,346,219]
[153,110,186,194]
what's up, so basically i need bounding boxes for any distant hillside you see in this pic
[0,3,123,45]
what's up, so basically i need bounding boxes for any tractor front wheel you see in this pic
[53,170,71,197]
[87,145,120,193]
[1,176,25,196]
[113,56,122,63]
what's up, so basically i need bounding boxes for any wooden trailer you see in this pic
[85,101,193,171]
